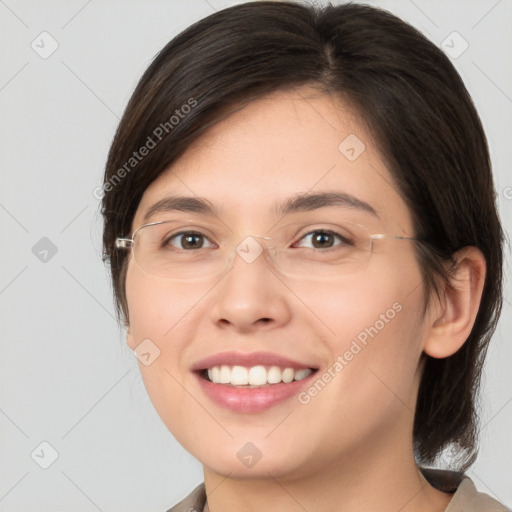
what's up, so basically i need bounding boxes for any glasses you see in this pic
[115,217,416,281]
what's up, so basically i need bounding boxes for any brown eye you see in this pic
[311,232,335,248]
[166,231,214,250]
[295,230,349,249]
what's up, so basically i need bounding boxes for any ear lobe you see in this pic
[126,327,136,350]
[423,247,486,359]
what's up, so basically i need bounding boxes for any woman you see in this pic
[101,2,508,510]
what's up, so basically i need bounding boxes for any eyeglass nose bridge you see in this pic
[232,234,278,267]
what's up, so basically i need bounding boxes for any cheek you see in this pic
[324,282,424,359]
[125,263,206,347]
[124,264,205,398]
[124,265,215,440]
[307,260,426,426]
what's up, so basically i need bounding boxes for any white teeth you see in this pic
[205,365,313,386]
[267,365,282,384]
[282,368,295,383]
[248,365,267,386]
[219,365,231,384]
[231,365,249,385]
[294,368,311,381]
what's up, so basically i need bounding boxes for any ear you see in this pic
[126,326,137,350]
[423,246,486,359]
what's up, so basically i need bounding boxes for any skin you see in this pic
[124,87,486,512]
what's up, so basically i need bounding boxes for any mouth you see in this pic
[191,351,319,413]
[198,365,315,388]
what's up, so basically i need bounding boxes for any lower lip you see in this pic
[194,372,316,413]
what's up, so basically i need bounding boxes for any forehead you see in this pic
[133,87,412,234]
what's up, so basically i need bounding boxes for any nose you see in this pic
[209,236,292,333]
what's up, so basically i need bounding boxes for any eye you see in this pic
[294,230,350,249]
[165,231,216,250]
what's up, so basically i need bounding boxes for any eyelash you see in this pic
[164,229,350,251]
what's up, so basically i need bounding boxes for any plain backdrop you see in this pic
[0,0,511,510]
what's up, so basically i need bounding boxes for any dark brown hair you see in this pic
[101,1,503,471]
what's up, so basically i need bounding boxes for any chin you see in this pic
[189,438,313,480]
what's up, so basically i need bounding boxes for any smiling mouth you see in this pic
[199,365,318,388]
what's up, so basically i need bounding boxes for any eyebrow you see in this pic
[142,191,378,224]
[277,191,378,218]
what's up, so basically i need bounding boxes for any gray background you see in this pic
[0,0,511,510]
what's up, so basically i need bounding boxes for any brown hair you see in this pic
[101,1,503,471]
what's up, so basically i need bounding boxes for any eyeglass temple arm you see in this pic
[371,234,416,241]
[114,233,273,251]
[115,238,134,249]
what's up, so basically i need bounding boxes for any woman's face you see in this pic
[125,88,429,480]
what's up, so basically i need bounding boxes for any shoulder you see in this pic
[166,473,511,512]
[165,483,206,512]
[421,467,510,512]
[446,478,510,512]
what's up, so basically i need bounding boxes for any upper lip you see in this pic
[191,351,319,371]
